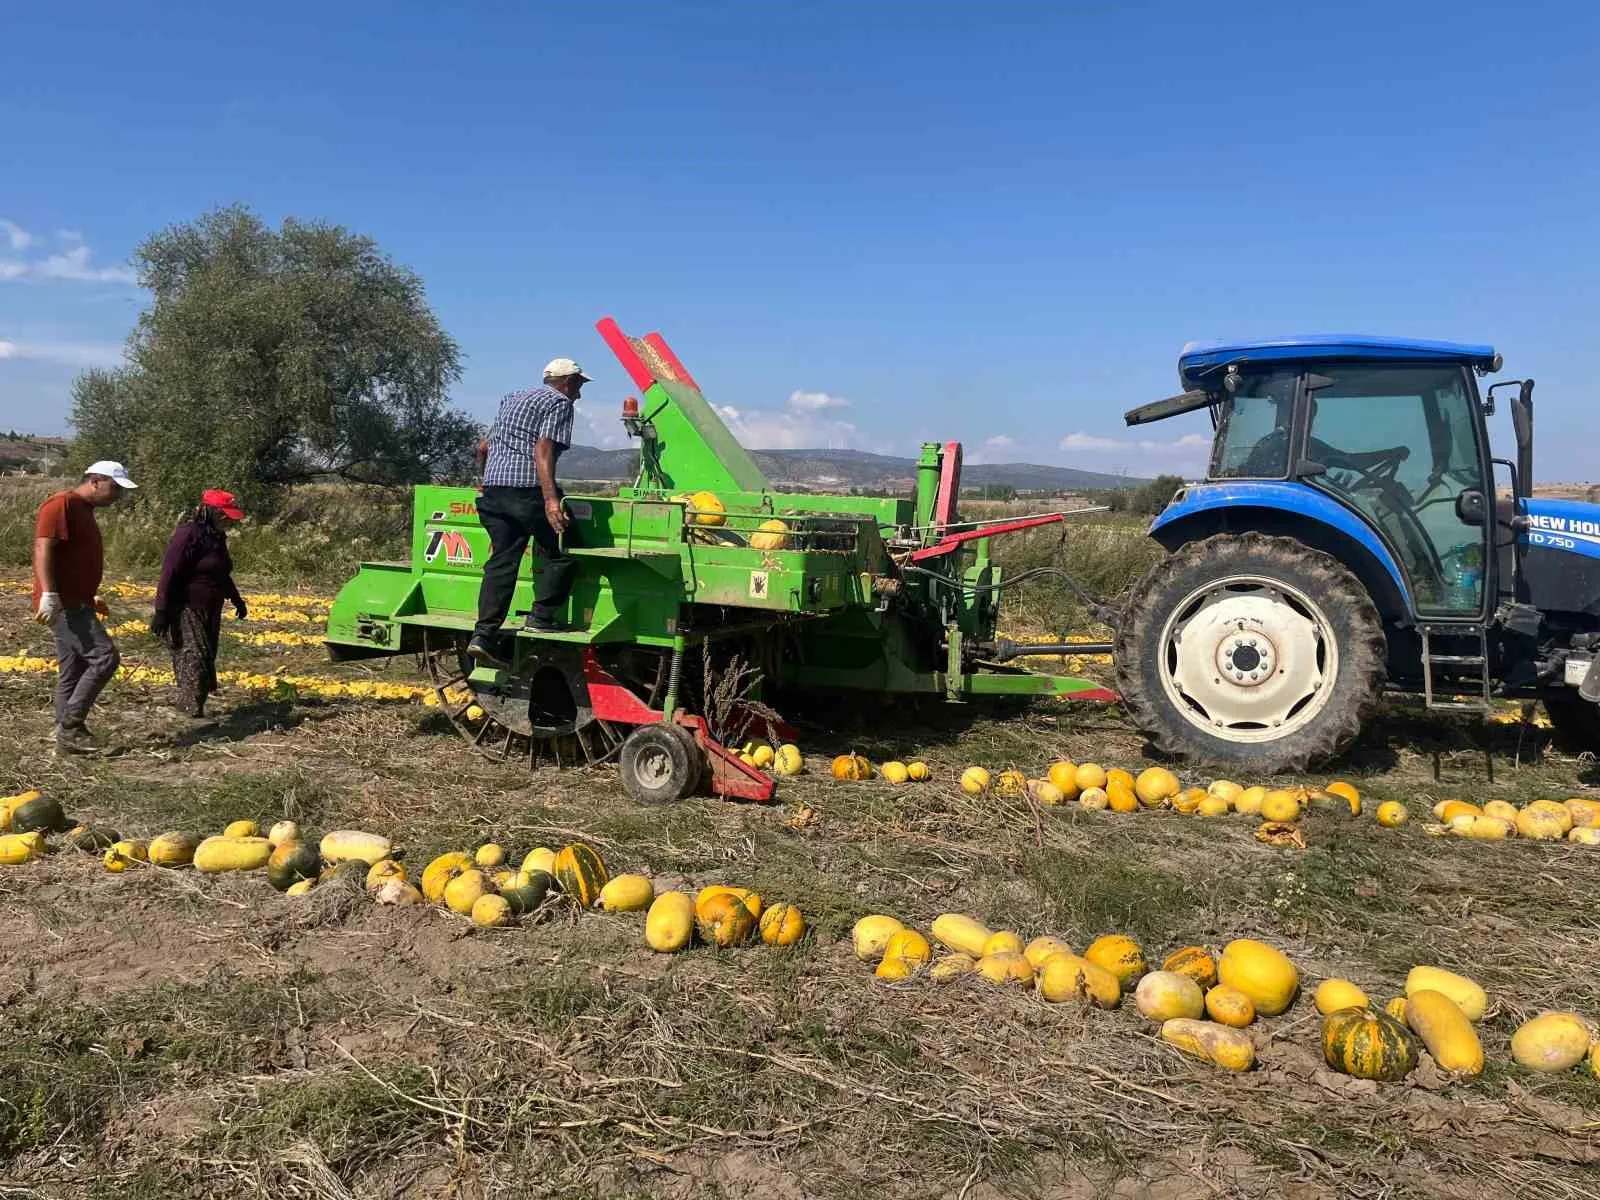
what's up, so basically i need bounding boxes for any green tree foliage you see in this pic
[1099,474,1186,516]
[70,206,477,513]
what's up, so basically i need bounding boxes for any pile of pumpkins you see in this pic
[830,754,932,785]
[643,884,807,953]
[738,741,805,777]
[1424,796,1600,845]
[852,912,1600,1082]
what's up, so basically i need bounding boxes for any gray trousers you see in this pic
[50,605,120,729]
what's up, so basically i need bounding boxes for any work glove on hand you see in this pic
[34,592,61,624]
[233,598,247,621]
[149,610,171,639]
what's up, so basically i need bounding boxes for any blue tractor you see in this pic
[1115,335,1600,772]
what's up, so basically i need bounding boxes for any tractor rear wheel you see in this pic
[1115,532,1386,773]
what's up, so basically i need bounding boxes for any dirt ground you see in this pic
[2,573,1599,1200]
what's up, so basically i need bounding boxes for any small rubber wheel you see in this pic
[619,724,695,805]
[668,724,704,796]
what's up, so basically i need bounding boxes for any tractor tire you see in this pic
[1115,532,1387,774]
[619,724,696,805]
[1542,691,1600,754]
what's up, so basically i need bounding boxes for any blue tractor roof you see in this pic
[1178,335,1500,390]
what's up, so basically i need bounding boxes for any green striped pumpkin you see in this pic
[1321,1006,1417,1081]
[554,843,609,907]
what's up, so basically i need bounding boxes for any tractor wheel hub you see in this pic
[1215,631,1277,687]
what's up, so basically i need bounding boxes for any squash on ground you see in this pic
[148,832,199,867]
[976,950,1034,986]
[319,830,393,866]
[10,795,67,835]
[759,902,806,946]
[1314,978,1370,1015]
[471,894,512,927]
[1321,1006,1417,1081]
[502,871,553,915]
[1083,934,1146,988]
[223,819,259,838]
[1160,1019,1255,1071]
[1037,954,1121,1008]
[960,767,991,795]
[1024,935,1075,971]
[1404,966,1487,1022]
[194,835,272,874]
[1510,1011,1594,1072]
[697,891,758,947]
[422,851,472,903]
[366,859,407,890]
[0,830,47,864]
[1217,939,1299,1016]
[266,840,322,892]
[1162,946,1218,990]
[101,838,145,871]
[831,754,872,781]
[930,953,977,980]
[983,930,1024,957]
[883,929,932,965]
[1204,985,1255,1028]
[1405,990,1484,1075]
[853,914,905,961]
[267,820,299,847]
[645,891,694,952]
[1375,801,1408,827]
[931,913,992,958]
[442,869,490,915]
[1134,971,1205,1021]
[1135,767,1180,807]
[598,873,655,912]
[553,842,609,906]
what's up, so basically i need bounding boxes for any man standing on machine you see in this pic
[466,358,588,667]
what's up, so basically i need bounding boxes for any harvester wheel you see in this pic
[619,725,696,805]
[1115,532,1386,773]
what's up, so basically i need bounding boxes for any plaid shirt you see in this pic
[482,385,576,488]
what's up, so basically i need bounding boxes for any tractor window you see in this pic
[1306,365,1487,616]
[1212,370,1298,478]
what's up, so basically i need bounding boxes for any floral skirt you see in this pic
[168,604,221,715]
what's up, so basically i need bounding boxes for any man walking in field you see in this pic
[33,460,138,753]
[467,358,588,666]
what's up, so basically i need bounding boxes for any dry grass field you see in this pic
[1,493,1599,1200]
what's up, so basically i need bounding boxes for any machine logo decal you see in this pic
[424,529,474,565]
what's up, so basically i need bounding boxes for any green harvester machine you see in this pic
[326,317,1116,802]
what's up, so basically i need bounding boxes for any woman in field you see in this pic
[150,489,248,717]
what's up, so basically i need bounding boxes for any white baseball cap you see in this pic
[543,357,592,382]
[84,460,138,488]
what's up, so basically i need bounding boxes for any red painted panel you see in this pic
[644,332,701,391]
[908,514,1065,562]
[595,316,657,392]
[933,441,963,530]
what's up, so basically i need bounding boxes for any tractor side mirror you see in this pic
[1455,490,1487,526]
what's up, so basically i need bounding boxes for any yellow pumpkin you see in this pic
[696,891,758,947]
[758,901,806,946]
[695,885,762,921]
[883,929,931,965]
[1516,804,1568,840]
[1024,935,1075,971]
[519,847,557,877]
[1325,781,1361,815]
[365,859,407,890]
[443,869,490,915]
[223,819,259,839]
[1314,978,1370,1015]
[1037,953,1121,1008]
[905,760,931,782]
[645,891,695,952]
[1134,970,1205,1021]
[930,953,977,981]
[1083,934,1147,988]
[148,831,199,867]
[286,878,316,897]
[1405,965,1487,1022]
[267,820,299,847]
[1195,793,1230,817]
[1569,826,1600,846]
[995,769,1028,797]
[422,851,473,903]
[875,954,915,982]
[1565,798,1600,828]
[1078,786,1110,811]
[471,894,512,928]
[193,835,272,874]
[598,874,655,913]
[1046,762,1080,799]
[982,930,1024,957]
[1217,939,1299,1016]
[1434,800,1481,824]
[880,761,910,784]
[319,829,393,866]
[852,914,905,961]
[831,754,872,781]
[553,842,609,906]
[100,838,145,872]
[959,766,991,795]
[975,950,1035,986]
[1204,985,1255,1028]
[1171,788,1205,814]
[474,843,506,869]
[931,913,993,958]
[1074,763,1108,792]
[1482,800,1520,824]
[748,518,789,551]
[1207,780,1243,805]
[1375,801,1408,828]
[682,490,725,526]
[1162,946,1218,990]
[1106,786,1139,814]
[1260,789,1303,822]
[772,744,804,776]
[1160,1018,1255,1072]
[1510,1011,1593,1072]
[1460,815,1512,840]
[1134,767,1180,807]
[1027,779,1065,806]
[1234,786,1268,816]
[1405,990,1484,1076]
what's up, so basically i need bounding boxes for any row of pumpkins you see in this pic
[851,913,1600,1082]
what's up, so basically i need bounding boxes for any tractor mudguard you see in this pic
[1150,481,1409,617]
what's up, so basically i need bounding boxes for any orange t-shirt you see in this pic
[34,490,104,609]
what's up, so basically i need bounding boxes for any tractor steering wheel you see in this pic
[1342,445,1410,494]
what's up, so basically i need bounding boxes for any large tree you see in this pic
[71,206,477,512]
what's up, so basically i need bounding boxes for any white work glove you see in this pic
[34,592,62,624]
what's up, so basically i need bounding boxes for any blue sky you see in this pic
[3,0,1598,480]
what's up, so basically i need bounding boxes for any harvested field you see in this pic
[2,568,1598,1200]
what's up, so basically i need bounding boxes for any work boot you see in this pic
[53,724,95,756]
[466,636,509,669]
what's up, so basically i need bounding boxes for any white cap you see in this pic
[84,460,138,488]
[543,357,592,382]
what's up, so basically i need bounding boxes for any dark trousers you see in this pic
[50,605,120,729]
[473,486,577,641]
[167,603,222,715]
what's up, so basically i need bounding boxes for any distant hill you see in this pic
[560,446,1145,492]
[0,434,69,475]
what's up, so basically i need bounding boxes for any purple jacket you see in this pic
[155,519,243,616]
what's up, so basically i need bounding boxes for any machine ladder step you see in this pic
[1419,624,1491,713]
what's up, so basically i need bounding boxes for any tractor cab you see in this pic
[1117,335,1600,771]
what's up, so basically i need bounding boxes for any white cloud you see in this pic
[715,402,860,450]
[1058,429,1212,475]
[786,389,850,412]
[0,219,33,251]
[983,435,1017,452]
[0,225,137,286]
[0,337,124,368]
